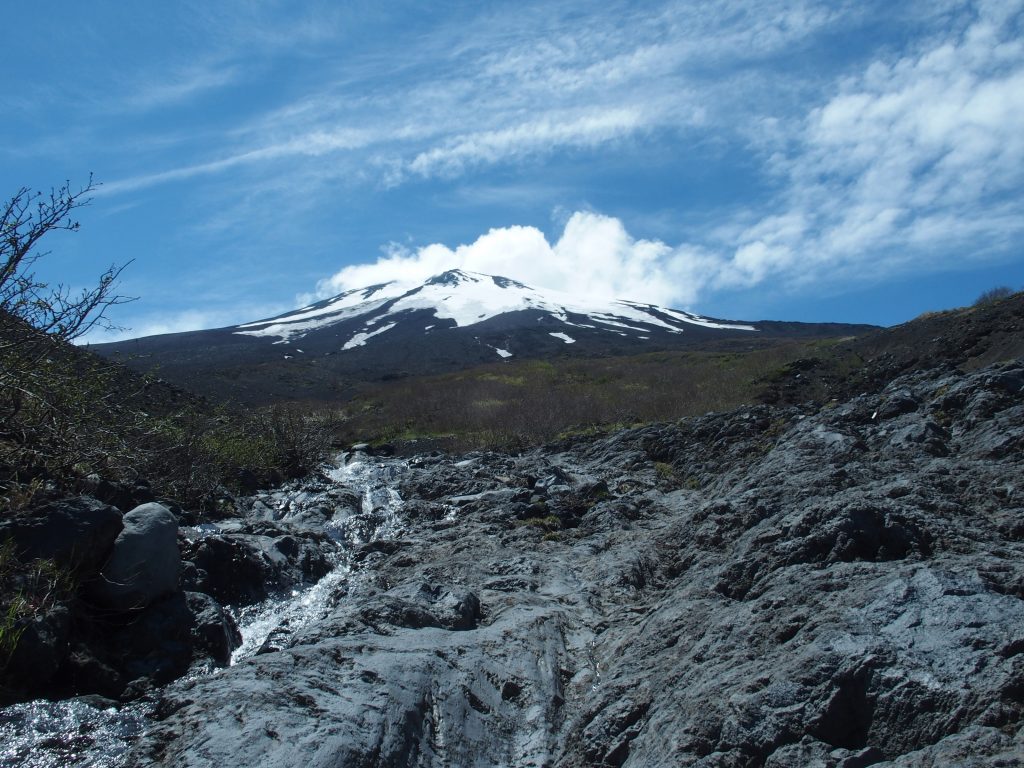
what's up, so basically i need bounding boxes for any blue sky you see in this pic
[3,0,1023,340]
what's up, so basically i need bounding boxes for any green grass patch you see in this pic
[0,538,77,671]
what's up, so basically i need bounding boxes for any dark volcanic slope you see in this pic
[92,270,876,404]
[762,292,1024,406]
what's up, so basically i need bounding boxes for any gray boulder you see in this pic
[92,502,180,612]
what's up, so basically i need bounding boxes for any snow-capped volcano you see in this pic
[94,269,874,405]
[232,269,756,355]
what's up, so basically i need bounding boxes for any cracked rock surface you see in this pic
[131,360,1024,767]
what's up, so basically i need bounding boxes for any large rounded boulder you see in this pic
[91,502,181,612]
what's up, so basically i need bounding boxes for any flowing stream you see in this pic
[228,453,407,662]
[0,452,407,767]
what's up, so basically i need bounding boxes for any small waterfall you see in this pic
[0,452,408,767]
[229,452,408,662]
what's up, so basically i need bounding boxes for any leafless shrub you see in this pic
[974,286,1015,306]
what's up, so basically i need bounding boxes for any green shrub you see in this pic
[974,286,1015,306]
[654,461,676,480]
[0,538,76,670]
[516,515,562,532]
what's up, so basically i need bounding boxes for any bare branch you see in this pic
[0,176,136,350]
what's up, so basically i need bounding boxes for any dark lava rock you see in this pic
[77,473,155,513]
[49,590,240,702]
[181,524,334,607]
[4,606,72,692]
[185,591,242,666]
[127,360,1024,766]
[358,583,482,632]
[182,535,277,606]
[0,496,122,574]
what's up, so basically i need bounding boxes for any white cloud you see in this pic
[406,108,649,180]
[79,303,289,344]
[693,1,1024,294]
[314,211,693,306]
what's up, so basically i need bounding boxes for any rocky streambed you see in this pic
[0,455,407,766]
[4,359,1024,766]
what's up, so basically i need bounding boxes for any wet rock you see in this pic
[185,592,241,665]
[91,503,180,612]
[4,606,72,692]
[182,535,277,606]
[49,590,241,702]
[58,645,125,700]
[125,360,1024,766]
[181,524,334,607]
[272,535,332,582]
[377,583,481,631]
[111,592,198,690]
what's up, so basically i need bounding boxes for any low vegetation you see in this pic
[0,339,341,510]
[974,285,1017,306]
[333,342,830,451]
[0,538,75,672]
[1,180,342,513]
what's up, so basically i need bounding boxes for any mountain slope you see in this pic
[94,270,875,404]
[760,290,1024,406]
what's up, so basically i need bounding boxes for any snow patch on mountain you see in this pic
[236,298,394,342]
[342,322,397,350]
[232,269,756,346]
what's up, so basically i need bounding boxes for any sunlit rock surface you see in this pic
[118,360,1024,767]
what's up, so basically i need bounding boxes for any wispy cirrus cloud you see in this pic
[98,127,380,195]
[308,1,1024,310]
[100,0,848,195]
[121,64,241,112]
[14,0,1023,336]
[404,108,654,181]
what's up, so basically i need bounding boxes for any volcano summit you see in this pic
[95,270,872,404]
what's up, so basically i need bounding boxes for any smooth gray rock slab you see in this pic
[92,502,180,612]
[128,361,1024,766]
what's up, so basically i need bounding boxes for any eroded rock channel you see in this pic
[5,360,1024,766]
